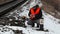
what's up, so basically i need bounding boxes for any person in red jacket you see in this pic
[28,5,44,31]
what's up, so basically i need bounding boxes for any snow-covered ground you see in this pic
[0,0,60,34]
[43,10,60,34]
[17,9,60,34]
[0,10,60,34]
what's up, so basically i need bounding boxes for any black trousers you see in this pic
[31,22,39,27]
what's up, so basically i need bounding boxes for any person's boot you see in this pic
[37,23,39,28]
[36,24,44,31]
[32,23,34,27]
[40,24,44,31]
[36,24,49,32]
[44,29,49,32]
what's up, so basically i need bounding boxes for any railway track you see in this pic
[0,0,29,26]
[0,0,27,17]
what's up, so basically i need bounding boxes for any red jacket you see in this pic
[28,5,42,20]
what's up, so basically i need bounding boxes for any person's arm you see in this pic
[40,9,42,18]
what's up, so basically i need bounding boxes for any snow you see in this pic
[16,4,60,34]
[0,26,14,34]
[19,9,60,34]
[0,8,60,34]
[0,10,60,34]
[42,10,60,34]
[0,0,60,34]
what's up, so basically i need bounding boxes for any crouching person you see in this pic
[28,5,45,31]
